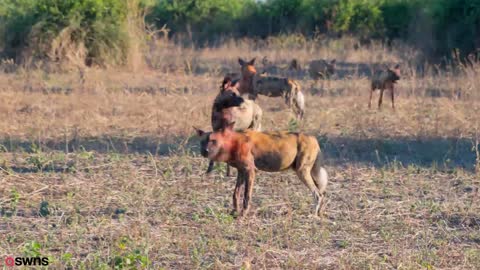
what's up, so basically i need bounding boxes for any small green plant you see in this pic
[23,241,42,257]
[1,189,20,217]
[26,143,51,171]
[107,152,122,162]
[39,201,50,217]
[288,118,299,132]
[62,253,73,268]
[111,236,150,269]
[336,239,350,249]
[78,147,95,161]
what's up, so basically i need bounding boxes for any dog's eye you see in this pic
[210,139,217,145]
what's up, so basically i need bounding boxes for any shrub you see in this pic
[2,0,480,64]
[149,0,252,43]
[426,0,480,59]
[0,0,148,67]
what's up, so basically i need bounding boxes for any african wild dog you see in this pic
[238,58,305,120]
[288,59,301,73]
[309,59,336,81]
[206,77,263,176]
[369,64,401,109]
[195,124,328,218]
[261,56,301,78]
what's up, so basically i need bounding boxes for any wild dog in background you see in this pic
[261,56,301,78]
[206,77,263,176]
[238,58,305,120]
[309,59,336,81]
[369,64,401,109]
[309,59,336,91]
[195,124,328,218]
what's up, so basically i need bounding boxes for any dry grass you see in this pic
[0,37,479,269]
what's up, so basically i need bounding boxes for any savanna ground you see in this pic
[0,38,479,269]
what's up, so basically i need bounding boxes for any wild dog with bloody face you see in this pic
[195,125,328,217]
[238,58,305,120]
[206,77,263,175]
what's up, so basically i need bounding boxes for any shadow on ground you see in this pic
[1,134,477,171]
[319,135,477,171]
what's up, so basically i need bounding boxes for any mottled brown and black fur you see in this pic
[195,125,328,218]
[309,59,336,81]
[206,77,262,175]
[369,64,401,109]
[238,58,305,119]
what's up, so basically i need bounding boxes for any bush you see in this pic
[380,0,421,41]
[332,0,384,38]
[1,0,480,64]
[0,0,147,67]
[148,0,480,60]
[149,0,253,43]
[427,0,480,59]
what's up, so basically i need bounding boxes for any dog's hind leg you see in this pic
[311,153,328,215]
[368,88,373,108]
[295,140,323,216]
[296,167,322,217]
[378,88,384,109]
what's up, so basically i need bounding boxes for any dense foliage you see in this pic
[0,0,134,65]
[1,0,479,65]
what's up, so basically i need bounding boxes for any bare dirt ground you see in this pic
[0,39,479,269]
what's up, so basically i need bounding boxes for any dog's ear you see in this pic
[193,126,205,136]
[248,58,256,65]
[238,58,246,66]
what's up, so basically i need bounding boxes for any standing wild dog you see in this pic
[195,124,328,217]
[260,56,301,77]
[238,58,305,119]
[206,77,263,176]
[369,64,401,109]
[309,59,336,81]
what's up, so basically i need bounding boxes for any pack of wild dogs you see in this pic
[195,57,401,219]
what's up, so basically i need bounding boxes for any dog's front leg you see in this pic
[242,167,256,216]
[232,170,245,217]
[390,85,395,109]
[206,160,215,174]
[226,165,231,176]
